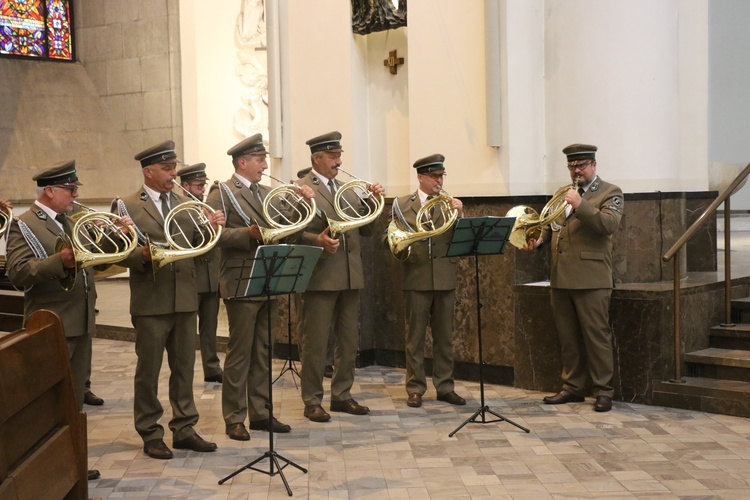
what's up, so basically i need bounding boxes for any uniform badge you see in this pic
[612,196,622,207]
[312,177,320,185]
[591,182,600,192]
[139,192,148,201]
[35,209,47,220]
[409,193,417,201]
[234,179,242,188]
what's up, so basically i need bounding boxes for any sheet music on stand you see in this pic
[228,244,322,300]
[445,216,516,258]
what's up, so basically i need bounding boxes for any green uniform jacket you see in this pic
[5,206,97,337]
[205,174,271,299]
[390,192,457,291]
[295,172,373,291]
[195,246,219,294]
[541,177,624,289]
[116,189,199,315]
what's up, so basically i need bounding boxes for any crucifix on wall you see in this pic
[384,50,404,75]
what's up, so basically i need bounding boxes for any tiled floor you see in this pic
[84,336,750,499]
[80,214,750,499]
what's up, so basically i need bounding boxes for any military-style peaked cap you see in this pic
[135,140,177,167]
[177,163,207,181]
[33,159,83,187]
[306,131,343,154]
[562,143,597,161]
[413,154,446,174]
[227,133,267,158]
[297,167,312,179]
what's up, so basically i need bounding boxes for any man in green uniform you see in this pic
[525,144,623,412]
[388,154,467,408]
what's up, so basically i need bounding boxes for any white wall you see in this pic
[179,0,715,198]
[180,0,246,184]
[544,0,707,193]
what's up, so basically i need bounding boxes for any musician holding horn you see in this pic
[295,131,385,423]
[204,133,314,440]
[115,141,225,459]
[523,144,623,413]
[176,163,224,385]
[5,160,133,481]
[386,154,466,408]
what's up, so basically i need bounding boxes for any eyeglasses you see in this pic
[567,161,592,171]
[189,182,207,189]
[52,185,78,195]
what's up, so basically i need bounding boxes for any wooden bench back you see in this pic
[0,310,87,500]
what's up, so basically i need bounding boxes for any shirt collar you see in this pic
[34,201,63,225]
[579,174,599,193]
[233,172,253,189]
[312,169,333,188]
[417,189,432,206]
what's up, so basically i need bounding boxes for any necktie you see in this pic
[328,179,337,195]
[250,183,263,203]
[578,187,585,197]
[159,193,170,219]
[426,195,435,222]
[55,213,72,235]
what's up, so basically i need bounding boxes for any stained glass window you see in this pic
[0,0,74,61]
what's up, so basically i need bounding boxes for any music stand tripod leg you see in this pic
[219,257,308,495]
[273,293,301,388]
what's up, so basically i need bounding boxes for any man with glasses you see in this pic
[387,154,466,408]
[177,163,223,384]
[524,144,623,412]
[5,160,128,480]
[116,141,224,459]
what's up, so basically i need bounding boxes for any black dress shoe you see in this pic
[437,391,466,406]
[249,417,291,433]
[173,433,217,452]
[87,469,101,481]
[144,439,173,459]
[543,390,585,405]
[226,423,250,441]
[323,365,334,378]
[594,395,612,412]
[304,404,331,422]
[84,391,104,406]
[204,373,223,383]
[407,393,422,408]
[330,399,370,415]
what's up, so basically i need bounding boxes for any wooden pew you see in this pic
[0,310,88,500]
[0,289,23,333]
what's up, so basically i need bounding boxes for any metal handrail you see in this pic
[661,162,750,383]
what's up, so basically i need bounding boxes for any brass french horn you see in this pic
[505,181,575,249]
[55,201,138,291]
[257,173,317,244]
[0,203,11,239]
[324,167,385,238]
[148,181,223,275]
[387,191,459,261]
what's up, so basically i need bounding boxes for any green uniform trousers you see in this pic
[404,289,456,397]
[132,312,199,443]
[198,291,222,379]
[222,298,274,425]
[299,290,359,407]
[66,334,91,411]
[550,288,614,398]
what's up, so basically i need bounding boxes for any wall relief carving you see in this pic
[352,0,407,35]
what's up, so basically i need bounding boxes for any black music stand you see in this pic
[445,216,531,437]
[218,244,321,496]
[273,293,301,388]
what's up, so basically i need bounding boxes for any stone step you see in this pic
[710,324,750,349]
[652,376,750,417]
[731,297,750,311]
[685,347,750,382]
[685,347,750,368]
